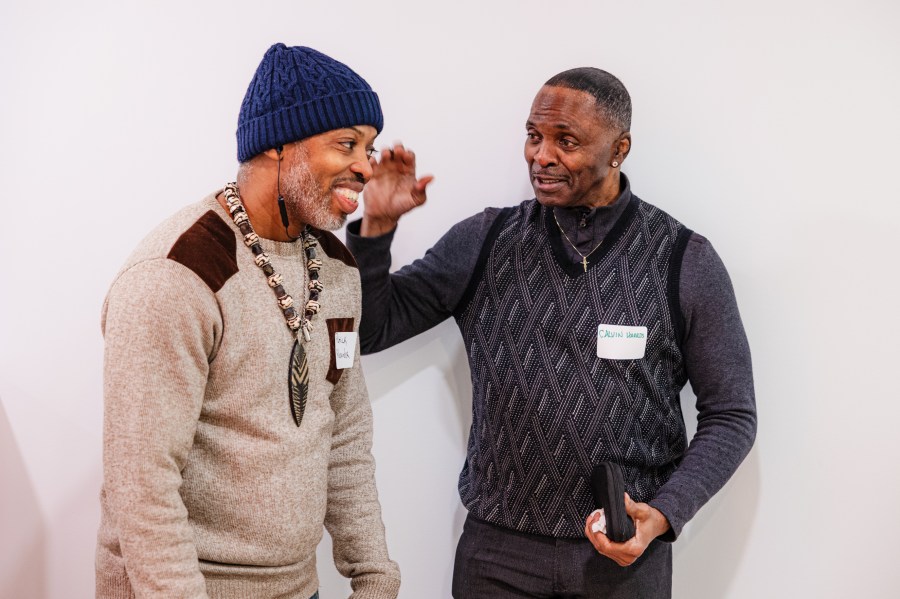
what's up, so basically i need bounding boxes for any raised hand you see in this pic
[360,143,434,237]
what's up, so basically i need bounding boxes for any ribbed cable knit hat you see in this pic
[236,43,383,162]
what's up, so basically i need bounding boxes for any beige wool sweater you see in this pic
[96,192,399,598]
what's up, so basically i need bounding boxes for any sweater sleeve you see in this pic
[100,259,218,597]
[323,316,401,599]
[648,234,757,540]
[345,209,502,354]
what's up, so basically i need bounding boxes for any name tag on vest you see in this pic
[597,325,647,360]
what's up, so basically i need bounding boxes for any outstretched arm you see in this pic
[347,207,504,353]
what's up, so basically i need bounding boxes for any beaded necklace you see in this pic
[222,182,322,341]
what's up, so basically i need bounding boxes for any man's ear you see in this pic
[616,133,632,161]
[263,146,283,161]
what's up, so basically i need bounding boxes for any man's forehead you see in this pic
[528,86,606,130]
[323,125,379,140]
[528,94,600,126]
[531,86,597,114]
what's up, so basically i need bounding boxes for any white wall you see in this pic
[2,1,898,597]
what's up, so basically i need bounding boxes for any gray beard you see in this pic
[281,152,345,232]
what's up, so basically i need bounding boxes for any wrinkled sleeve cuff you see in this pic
[349,573,401,599]
[647,497,681,543]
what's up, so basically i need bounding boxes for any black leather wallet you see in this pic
[589,462,636,542]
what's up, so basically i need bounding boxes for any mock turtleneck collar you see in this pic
[551,173,633,260]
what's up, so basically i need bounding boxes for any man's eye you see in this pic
[339,141,355,151]
[526,132,540,142]
[366,148,378,158]
[560,138,577,148]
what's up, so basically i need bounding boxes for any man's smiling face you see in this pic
[285,125,378,230]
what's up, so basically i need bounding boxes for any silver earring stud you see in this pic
[612,161,619,167]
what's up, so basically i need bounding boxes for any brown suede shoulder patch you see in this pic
[312,228,358,269]
[167,210,238,293]
[326,317,355,385]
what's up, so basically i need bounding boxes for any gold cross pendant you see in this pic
[582,257,588,272]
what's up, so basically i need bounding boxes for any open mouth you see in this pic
[532,175,567,193]
[333,187,360,214]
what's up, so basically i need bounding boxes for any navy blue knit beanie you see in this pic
[236,43,383,162]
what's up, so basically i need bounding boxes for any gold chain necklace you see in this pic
[552,208,603,272]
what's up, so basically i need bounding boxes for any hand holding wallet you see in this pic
[589,462,636,543]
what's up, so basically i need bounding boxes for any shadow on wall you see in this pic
[672,449,761,598]
[45,467,102,599]
[351,320,473,598]
[364,320,474,448]
[440,327,474,447]
[0,396,47,599]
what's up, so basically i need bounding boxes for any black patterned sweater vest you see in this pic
[453,196,693,538]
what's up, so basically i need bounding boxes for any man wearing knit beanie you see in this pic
[96,43,403,598]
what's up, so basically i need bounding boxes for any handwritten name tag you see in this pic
[596,324,647,360]
[335,332,357,369]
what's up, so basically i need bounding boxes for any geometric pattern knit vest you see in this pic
[453,196,693,538]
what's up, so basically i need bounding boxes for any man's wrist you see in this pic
[360,215,398,237]
[647,506,672,539]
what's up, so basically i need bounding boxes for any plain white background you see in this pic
[2,1,899,597]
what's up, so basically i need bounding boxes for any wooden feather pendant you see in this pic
[288,340,309,427]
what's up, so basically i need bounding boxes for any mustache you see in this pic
[331,173,366,188]
[531,169,567,178]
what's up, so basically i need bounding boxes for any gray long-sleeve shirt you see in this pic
[346,178,756,539]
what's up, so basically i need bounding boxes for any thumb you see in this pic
[413,175,435,204]
[623,492,640,517]
[415,175,435,193]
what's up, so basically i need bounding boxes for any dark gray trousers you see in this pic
[452,514,672,599]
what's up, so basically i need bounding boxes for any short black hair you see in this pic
[545,67,631,133]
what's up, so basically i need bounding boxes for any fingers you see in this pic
[588,529,632,567]
[584,511,607,552]
[585,507,645,567]
[394,145,416,167]
[377,145,393,167]
[584,510,613,553]
[584,509,602,536]
[624,493,653,523]
[380,143,417,167]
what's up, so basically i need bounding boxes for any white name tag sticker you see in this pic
[596,324,648,360]
[334,332,357,369]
